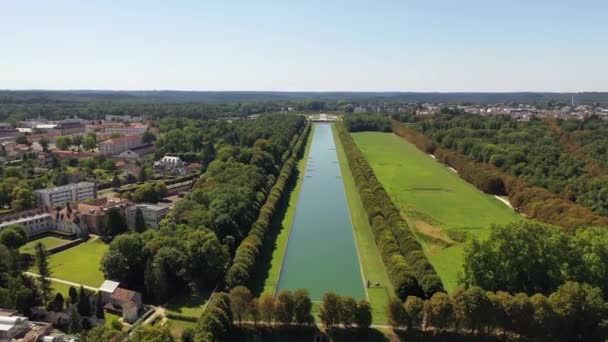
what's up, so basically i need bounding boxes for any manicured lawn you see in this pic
[20,236,69,255]
[352,132,521,291]
[166,291,209,318]
[28,238,109,288]
[257,125,315,295]
[333,125,393,324]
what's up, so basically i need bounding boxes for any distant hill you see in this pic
[1,90,608,104]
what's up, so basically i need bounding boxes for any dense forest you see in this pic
[343,114,391,132]
[403,113,608,218]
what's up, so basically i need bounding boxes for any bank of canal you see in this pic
[276,123,365,300]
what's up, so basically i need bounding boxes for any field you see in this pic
[333,125,393,324]
[352,132,521,291]
[255,125,315,295]
[28,238,109,288]
[19,236,70,254]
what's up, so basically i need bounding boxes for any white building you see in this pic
[0,316,30,341]
[105,124,148,135]
[153,156,185,171]
[99,134,144,155]
[35,182,97,207]
[125,203,170,229]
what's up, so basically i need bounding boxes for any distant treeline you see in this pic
[2,90,608,104]
[336,123,443,300]
[391,121,608,230]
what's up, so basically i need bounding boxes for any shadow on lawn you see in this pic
[248,166,301,296]
[227,326,388,342]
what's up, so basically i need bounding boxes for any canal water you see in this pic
[276,123,365,300]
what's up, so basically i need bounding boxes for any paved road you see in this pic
[24,272,98,291]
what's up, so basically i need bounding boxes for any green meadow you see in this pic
[352,132,521,291]
[28,238,109,288]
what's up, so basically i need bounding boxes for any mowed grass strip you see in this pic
[333,125,393,324]
[259,125,315,295]
[19,236,69,255]
[352,132,521,291]
[29,238,109,288]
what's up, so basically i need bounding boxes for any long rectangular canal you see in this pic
[276,123,365,300]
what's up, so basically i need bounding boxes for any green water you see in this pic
[277,123,365,300]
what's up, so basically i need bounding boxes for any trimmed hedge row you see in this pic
[336,123,443,300]
[225,122,311,288]
[392,120,608,230]
[195,292,232,341]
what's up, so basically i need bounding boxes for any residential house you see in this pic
[99,280,143,324]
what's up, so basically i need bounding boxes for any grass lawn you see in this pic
[254,125,315,296]
[333,125,393,324]
[167,318,197,340]
[166,291,209,318]
[352,132,521,291]
[28,238,109,288]
[19,236,70,255]
[105,312,122,328]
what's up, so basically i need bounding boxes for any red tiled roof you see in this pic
[101,134,142,145]
[111,288,138,302]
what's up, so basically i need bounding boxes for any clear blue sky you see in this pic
[1,0,607,91]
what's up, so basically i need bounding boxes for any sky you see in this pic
[1,0,607,92]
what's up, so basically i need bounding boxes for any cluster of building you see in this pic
[0,181,171,239]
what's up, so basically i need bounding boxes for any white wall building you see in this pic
[125,203,170,229]
[35,182,97,207]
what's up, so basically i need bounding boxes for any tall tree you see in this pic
[339,296,357,327]
[0,225,27,250]
[387,297,407,330]
[77,286,91,317]
[258,293,275,325]
[403,296,425,331]
[274,290,295,325]
[228,286,252,326]
[69,286,78,305]
[11,187,36,211]
[103,207,128,238]
[95,291,105,319]
[319,292,341,328]
[354,300,372,329]
[133,207,146,233]
[51,293,65,312]
[34,242,52,305]
[426,292,453,333]
[293,289,313,326]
